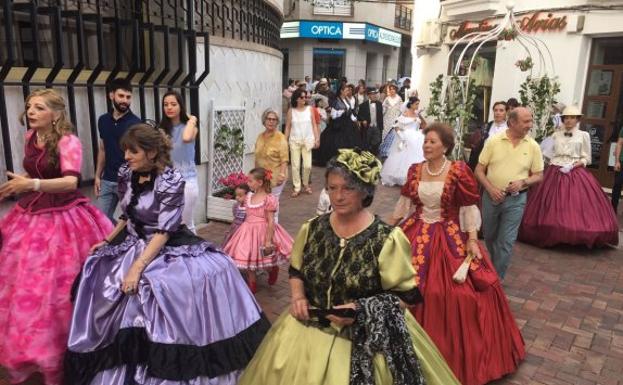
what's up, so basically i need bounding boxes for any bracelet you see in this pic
[292,297,307,302]
[32,178,41,192]
[467,238,478,243]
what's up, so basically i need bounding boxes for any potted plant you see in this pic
[518,75,561,142]
[426,74,477,160]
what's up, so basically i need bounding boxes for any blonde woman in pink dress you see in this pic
[0,89,113,385]
[223,168,293,293]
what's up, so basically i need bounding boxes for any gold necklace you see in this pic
[36,131,48,143]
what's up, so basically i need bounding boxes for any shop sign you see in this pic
[365,25,402,47]
[280,20,402,47]
[449,12,568,40]
[343,23,366,39]
[300,21,343,39]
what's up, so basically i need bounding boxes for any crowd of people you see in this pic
[0,73,620,385]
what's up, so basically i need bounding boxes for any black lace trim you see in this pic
[63,314,271,385]
[390,287,423,306]
[127,169,157,239]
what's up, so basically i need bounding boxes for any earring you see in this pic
[52,120,57,127]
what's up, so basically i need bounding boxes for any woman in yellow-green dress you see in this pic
[238,149,459,385]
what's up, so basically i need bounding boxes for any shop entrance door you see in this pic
[582,37,623,187]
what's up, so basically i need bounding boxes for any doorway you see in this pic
[582,37,623,187]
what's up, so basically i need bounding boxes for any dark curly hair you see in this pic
[291,88,307,108]
[120,123,173,174]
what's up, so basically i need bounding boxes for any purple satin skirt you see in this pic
[64,233,269,385]
[519,165,619,248]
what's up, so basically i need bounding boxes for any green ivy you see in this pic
[518,75,561,142]
[426,74,477,160]
[214,124,245,157]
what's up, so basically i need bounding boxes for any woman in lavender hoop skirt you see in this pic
[64,124,269,385]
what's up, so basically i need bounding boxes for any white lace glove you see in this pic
[559,164,573,174]
[330,109,345,119]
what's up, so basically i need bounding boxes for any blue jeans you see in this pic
[481,191,527,279]
[97,179,119,223]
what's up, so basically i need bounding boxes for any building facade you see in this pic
[280,0,412,87]
[0,0,284,222]
[413,0,623,187]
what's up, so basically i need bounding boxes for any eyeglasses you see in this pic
[265,117,279,122]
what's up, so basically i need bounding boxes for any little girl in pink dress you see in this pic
[223,168,292,293]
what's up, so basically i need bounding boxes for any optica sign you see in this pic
[280,21,402,47]
[365,25,402,47]
[300,21,343,39]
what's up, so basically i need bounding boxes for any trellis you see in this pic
[206,105,246,222]
[441,2,556,158]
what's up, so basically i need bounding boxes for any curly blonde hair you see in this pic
[20,89,75,168]
[120,123,173,173]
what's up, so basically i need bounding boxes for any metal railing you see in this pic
[0,0,281,179]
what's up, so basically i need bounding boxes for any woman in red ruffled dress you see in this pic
[0,89,113,385]
[390,123,525,385]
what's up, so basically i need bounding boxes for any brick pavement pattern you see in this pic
[2,166,622,385]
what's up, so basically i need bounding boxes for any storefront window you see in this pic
[313,48,345,80]
[582,37,623,186]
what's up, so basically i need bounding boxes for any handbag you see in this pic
[452,249,498,291]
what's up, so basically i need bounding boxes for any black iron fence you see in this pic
[0,0,282,178]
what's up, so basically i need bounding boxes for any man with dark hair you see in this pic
[506,97,520,112]
[95,78,141,222]
[356,88,383,155]
[475,107,544,280]
[468,100,508,170]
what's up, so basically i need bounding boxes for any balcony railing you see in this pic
[395,4,412,31]
[313,0,353,17]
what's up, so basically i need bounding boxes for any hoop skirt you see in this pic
[519,165,619,247]
[399,162,525,385]
[223,193,292,270]
[238,216,460,385]
[380,115,425,186]
[64,165,270,385]
[0,132,113,385]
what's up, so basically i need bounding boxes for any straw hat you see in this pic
[561,105,582,117]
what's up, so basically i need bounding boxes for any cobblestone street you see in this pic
[198,166,623,385]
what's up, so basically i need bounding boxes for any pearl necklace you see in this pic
[425,157,448,177]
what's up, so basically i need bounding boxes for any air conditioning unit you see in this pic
[416,21,442,47]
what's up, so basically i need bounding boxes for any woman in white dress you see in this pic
[379,83,403,159]
[381,96,426,186]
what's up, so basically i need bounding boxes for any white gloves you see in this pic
[559,164,574,174]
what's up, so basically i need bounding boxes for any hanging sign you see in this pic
[449,12,567,40]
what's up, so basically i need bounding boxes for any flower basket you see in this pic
[207,172,249,222]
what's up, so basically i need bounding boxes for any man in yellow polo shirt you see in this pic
[475,107,544,280]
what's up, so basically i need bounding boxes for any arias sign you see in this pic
[449,12,568,40]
